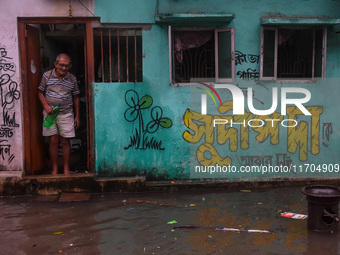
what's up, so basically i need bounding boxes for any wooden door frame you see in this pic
[18,17,98,174]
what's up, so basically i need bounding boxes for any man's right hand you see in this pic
[43,104,53,115]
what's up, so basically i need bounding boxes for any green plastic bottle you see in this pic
[43,104,60,128]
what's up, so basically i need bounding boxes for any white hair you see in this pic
[55,53,71,63]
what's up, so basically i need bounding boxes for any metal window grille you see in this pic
[169,27,235,85]
[260,26,326,80]
[94,29,143,83]
[172,30,215,83]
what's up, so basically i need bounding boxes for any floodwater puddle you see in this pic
[0,187,339,254]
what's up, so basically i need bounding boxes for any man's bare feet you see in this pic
[51,169,58,175]
[63,168,71,175]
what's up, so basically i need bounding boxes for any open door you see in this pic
[19,18,96,175]
[26,25,45,174]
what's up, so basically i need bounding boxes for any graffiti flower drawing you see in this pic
[124,90,152,122]
[146,106,172,133]
[124,90,173,150]
[5,81,20,106]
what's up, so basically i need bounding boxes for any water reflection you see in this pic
[306,231,338,255]
[0,188,339,254]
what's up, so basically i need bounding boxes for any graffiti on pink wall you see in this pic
[0,45,20,164]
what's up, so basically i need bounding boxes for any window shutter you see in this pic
[260,27,277,80]
[215,27,235,83]
[168,26,174,85]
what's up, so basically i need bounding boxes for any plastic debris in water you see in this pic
[240,190,251,192]
[280,212,307,220]
[137,199,184,207]
[174,225,274,234]
[54,232,64,235]
[167,220,178,224]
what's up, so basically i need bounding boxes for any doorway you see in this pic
[18,18,96,175]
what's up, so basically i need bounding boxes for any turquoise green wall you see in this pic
[95,0,157,23]
[94,0,340,181]
[93,25,191,180]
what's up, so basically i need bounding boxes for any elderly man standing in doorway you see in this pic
[38,53,80,175]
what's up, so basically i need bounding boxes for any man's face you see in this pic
[54,56,72,78]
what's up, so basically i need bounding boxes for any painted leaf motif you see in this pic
[150,106,162,120]
[139,95,153,109]
[125,90,139,108]
[124,108,139,122]
[146,121,159,133]
[159,118,172,128]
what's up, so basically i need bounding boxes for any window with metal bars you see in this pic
[260,26,327,81]
[94,28,143,83]
[169,27,235,86]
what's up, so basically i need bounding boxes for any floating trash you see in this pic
[137,200,184,207]
[167,220,178,224]
[174,225,274,234]
[280,212,307,220]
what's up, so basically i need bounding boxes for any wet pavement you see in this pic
[0,186,339,255]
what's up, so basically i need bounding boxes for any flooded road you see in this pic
[0,186,339,254]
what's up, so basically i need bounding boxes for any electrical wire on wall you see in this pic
[69,0,72,18]
[67,0,95,17]
[77,0,96,17]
